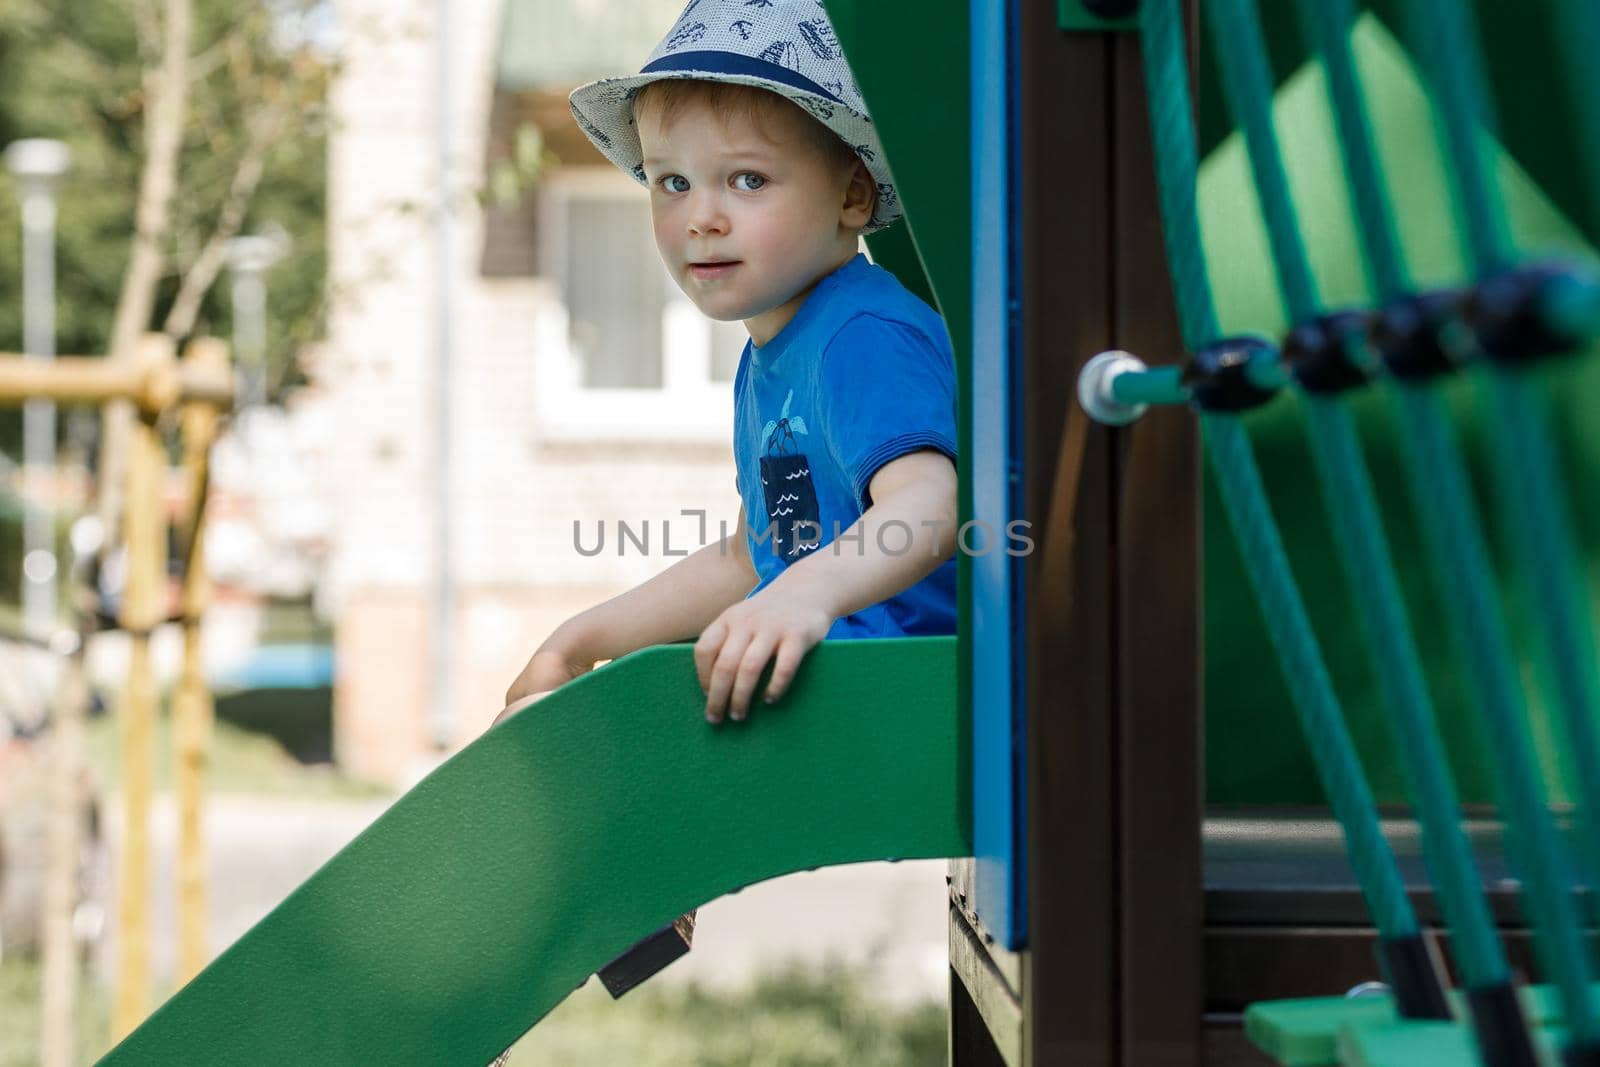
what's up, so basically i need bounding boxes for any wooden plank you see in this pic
[957,1,1201,1063]
[1113,4,1203,1065]
[1019,3,1118,1062]
[950,904,1025,1067]
[950,857,1025,997]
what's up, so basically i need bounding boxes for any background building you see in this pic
[322,0,746,786]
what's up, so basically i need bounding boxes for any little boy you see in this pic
[492,0,958,1015]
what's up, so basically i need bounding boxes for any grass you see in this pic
[0,958,945,1067]
[506,961,946,1067]
[0,958,112,1067]
[82,699,391,802]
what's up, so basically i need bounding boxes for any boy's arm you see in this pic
[502,507,758,710]
[695,450,958,723]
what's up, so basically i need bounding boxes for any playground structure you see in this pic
[24,0,1598,1064]
[0,333,232,1061]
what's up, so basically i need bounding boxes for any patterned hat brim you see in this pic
[568,69,903,234]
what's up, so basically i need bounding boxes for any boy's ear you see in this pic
[840,159,876,231]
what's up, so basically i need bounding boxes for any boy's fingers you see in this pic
[764,637,806,704]
[728,635,777,722]
[492,690,552,727]
[694,620,727,691]
[704,629,753,723]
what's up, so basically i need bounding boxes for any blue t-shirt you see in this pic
[732,253,958,639]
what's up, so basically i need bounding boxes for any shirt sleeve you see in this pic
[817,313,959,509]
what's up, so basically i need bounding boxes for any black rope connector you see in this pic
[1377,932,1453,1021]
[1080,0,1140,16]
[1464,259,1600,365]
[1282,310,1374,394]
[1368,290,1464,381]
[1181,335,1281,412]
[1463,982,1543,1067]
[1562,1041,1600,1067]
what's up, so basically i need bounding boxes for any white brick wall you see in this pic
[322,0,742,784]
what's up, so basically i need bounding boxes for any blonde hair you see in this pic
[634,79,867,187]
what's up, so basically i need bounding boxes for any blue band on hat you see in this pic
[639,51,844,105]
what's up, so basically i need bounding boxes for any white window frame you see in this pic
[533,166,740,443]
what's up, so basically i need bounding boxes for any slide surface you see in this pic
[100,637,967,1065]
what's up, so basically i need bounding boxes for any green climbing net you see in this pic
[1095,1,1600,1063]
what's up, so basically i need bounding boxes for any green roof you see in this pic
[495,0,685,91]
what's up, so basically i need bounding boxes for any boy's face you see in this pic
[637,92,872,347]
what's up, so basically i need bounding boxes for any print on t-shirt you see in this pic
[758,389,822,563]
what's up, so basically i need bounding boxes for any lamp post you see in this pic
[5,138,72,641]
[224,230,288,410]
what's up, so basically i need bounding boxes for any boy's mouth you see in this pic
[689,260,741,279]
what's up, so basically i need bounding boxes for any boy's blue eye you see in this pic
[660,175,689,193]
[733,173,766,191]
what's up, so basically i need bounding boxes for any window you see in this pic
[535,167,742,440]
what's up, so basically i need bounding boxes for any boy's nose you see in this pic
[686,194,729,236]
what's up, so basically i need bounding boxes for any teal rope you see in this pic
[1396,385,1600,1042]
[1141,0,1218,346]
[1141,0,1418,942]
[1291,0,1410,300]
[1299,0,1600,1039]
[1301,397,1508,987]
[1395,0,1512,272]
[1399,0,1600,930]
[1554,0,1600,213]
[1483,369,1600,905]
[1207,0,1505,989]
[1202,416,1416,940]
[1111,364,1187,406]
[1480,370,1600,915]
[1205,0,1318,322]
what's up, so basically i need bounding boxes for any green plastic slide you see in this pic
[99,637,968,1065]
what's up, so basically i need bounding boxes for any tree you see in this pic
[0,0,331,423]
[0,0,332,599]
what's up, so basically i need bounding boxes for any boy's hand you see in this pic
[695,588,832,724]
[502,647,593,715]
[491,689,554,728]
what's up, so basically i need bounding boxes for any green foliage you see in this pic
[0,0,331,408]
[0,956,944,1067]
[82,692,389,800]
[508,963,946,1067]
[487,122,558,208]
[0,0,330,602]
[0,958,113,1067]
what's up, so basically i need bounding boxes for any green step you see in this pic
[1247,983,1581,1066]
[100,637,969,1065]
[1337,1018,1564,1067]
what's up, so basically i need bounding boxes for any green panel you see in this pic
[1194,1,1600,244]
[1202,16,1599,806]
[1057,0,1141,32]
[824,0,974,740]
[824,1,970,355]
[101,638,967,1065]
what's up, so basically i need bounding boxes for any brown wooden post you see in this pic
[1110,11,1203,1060]
[0,332,233,1041]
[173,337,229,982]
[112,332,175,1040]
[950,3,1201,1064]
